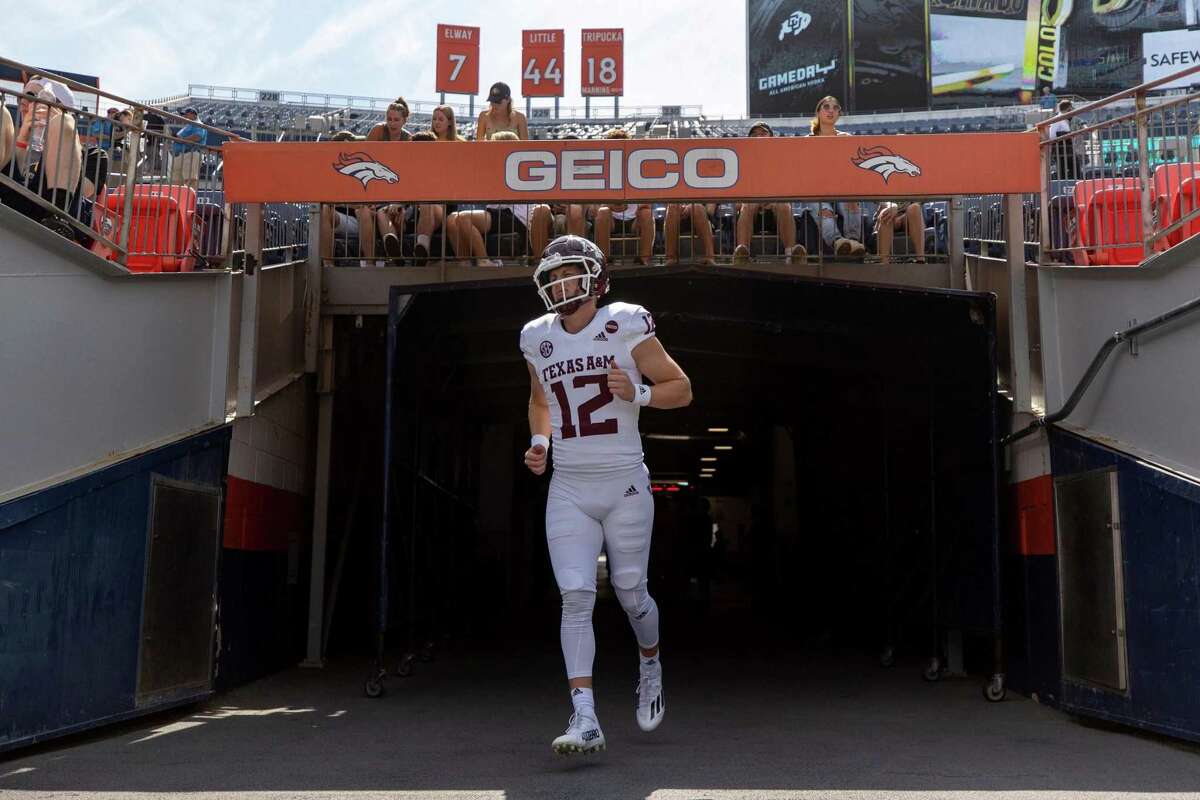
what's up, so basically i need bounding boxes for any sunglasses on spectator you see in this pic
[821,103,841,111]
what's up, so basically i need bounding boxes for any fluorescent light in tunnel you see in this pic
[700,474,715,478]
[714,445,733,451]
[701,468,716,473]
[707,427,730,433]
[645,434,697,441]
[701,457,717,462]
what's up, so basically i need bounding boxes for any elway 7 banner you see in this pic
[222,134,1040,203]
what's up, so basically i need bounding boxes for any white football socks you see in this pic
[571,687,596,719]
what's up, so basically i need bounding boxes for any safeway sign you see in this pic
[1143,30,1200,88]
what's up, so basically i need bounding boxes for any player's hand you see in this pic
[607,368,635,402]
[524,444,547,475]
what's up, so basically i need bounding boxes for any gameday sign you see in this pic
[581,28,624,97]
[223,133,1040,204]
[523,29,565,98]
[436,24,480,95]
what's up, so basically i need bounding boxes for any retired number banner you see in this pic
[581,28,624,97]
[523,29,565,98]
[436,24,480,95]
[223,134,1040,204]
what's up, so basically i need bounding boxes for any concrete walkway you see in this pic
[4,605,1200,800]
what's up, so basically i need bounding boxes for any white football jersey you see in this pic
[520,301,658,478]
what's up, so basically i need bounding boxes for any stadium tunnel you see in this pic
[322,267,1005,697]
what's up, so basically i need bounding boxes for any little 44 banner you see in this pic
[523,29,565,97]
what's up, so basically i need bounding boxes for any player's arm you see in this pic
[525,361,550,475]
[608,337,692,410]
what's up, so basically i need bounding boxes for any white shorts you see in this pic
[546,464,654,594]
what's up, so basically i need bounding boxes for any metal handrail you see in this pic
[0,56,245,142]
[1004,294,1200,446]
[1037,63,1200,131]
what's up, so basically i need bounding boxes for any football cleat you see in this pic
[636,659,665,732]
[552,712,606,755]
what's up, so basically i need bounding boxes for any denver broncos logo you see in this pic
[333,152,400,189]
[851,147,922,183]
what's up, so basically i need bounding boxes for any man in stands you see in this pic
[593,129,655,264]
[875,201,926,263]
[732,121,805,264]
[521,235,692,755]
[170,107,207,190]
[320,130,378,264]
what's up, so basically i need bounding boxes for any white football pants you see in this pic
[547,464,660,679]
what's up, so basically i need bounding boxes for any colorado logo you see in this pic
[333,152,400,189]
[605,320,619,334]
[539,340,554,358]
[851,146,921,183]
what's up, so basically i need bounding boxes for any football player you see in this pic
[519,235,693,755]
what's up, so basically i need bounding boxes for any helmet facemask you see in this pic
[534,254,600,315]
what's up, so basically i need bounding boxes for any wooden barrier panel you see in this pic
[223,133,1041,203]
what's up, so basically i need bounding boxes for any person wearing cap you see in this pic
[169,106,208,189]
[1047,99,1081,180]
[732,120,806,264]
[0,81,81,220]
[24,75,76,110]
[475,81,528,141]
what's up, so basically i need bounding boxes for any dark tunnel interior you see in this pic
[322,268,1003,677]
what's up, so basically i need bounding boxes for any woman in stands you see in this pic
[875,200,926,263]
[807,97,867,258]
[733,121,804,264]
[594,128,655,264]
[409,106,466,264]
[446,130,550,266]
[369,99,414,259]
[475,82,528,141]
[0,80,81,222]
[367,99,413,142]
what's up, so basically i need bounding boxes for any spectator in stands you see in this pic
[806,98,866,257]
[143,109,166,172]
[0,82,82,221]
[476,82,528,141]
[874,200,926,263]
[82,107,117,149]
[321,130,378,264]
[446,130,550,266]
[664,202,716,265]
[733,121,805,264]
[1048,99,1081,180]
[1039,86,1058,111]
[108,109,137,184]
[1,103,13,174]
[367,99,412,142]
[594,128,655,264]
[169,107,207,189]
[408,106,466,264]
[548,135,587,239]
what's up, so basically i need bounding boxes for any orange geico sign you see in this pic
[222,133,1040,203]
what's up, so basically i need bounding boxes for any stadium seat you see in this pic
[90,185,199,272]
[1170,177,1200,245]
[1153,163,1200,246]
[1082,186,1145,266]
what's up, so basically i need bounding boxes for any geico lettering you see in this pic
[629,149,679,190]
[507,151,556,191]
[682,149,738,189]
[505,148,739,191]
[561,150,605,191]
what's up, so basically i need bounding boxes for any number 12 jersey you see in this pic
[520,302,657,478]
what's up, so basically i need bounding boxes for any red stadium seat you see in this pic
[1083,186,1145,266]
[90,185,198,272]
[1154,163,1200,247]
[1073,178,1139,265]
[1171,177,1200,245]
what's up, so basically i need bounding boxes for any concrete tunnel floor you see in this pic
[6,598,1200,800]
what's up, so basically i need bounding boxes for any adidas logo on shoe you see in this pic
[623,484,639,497]
[593,331,608,341]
